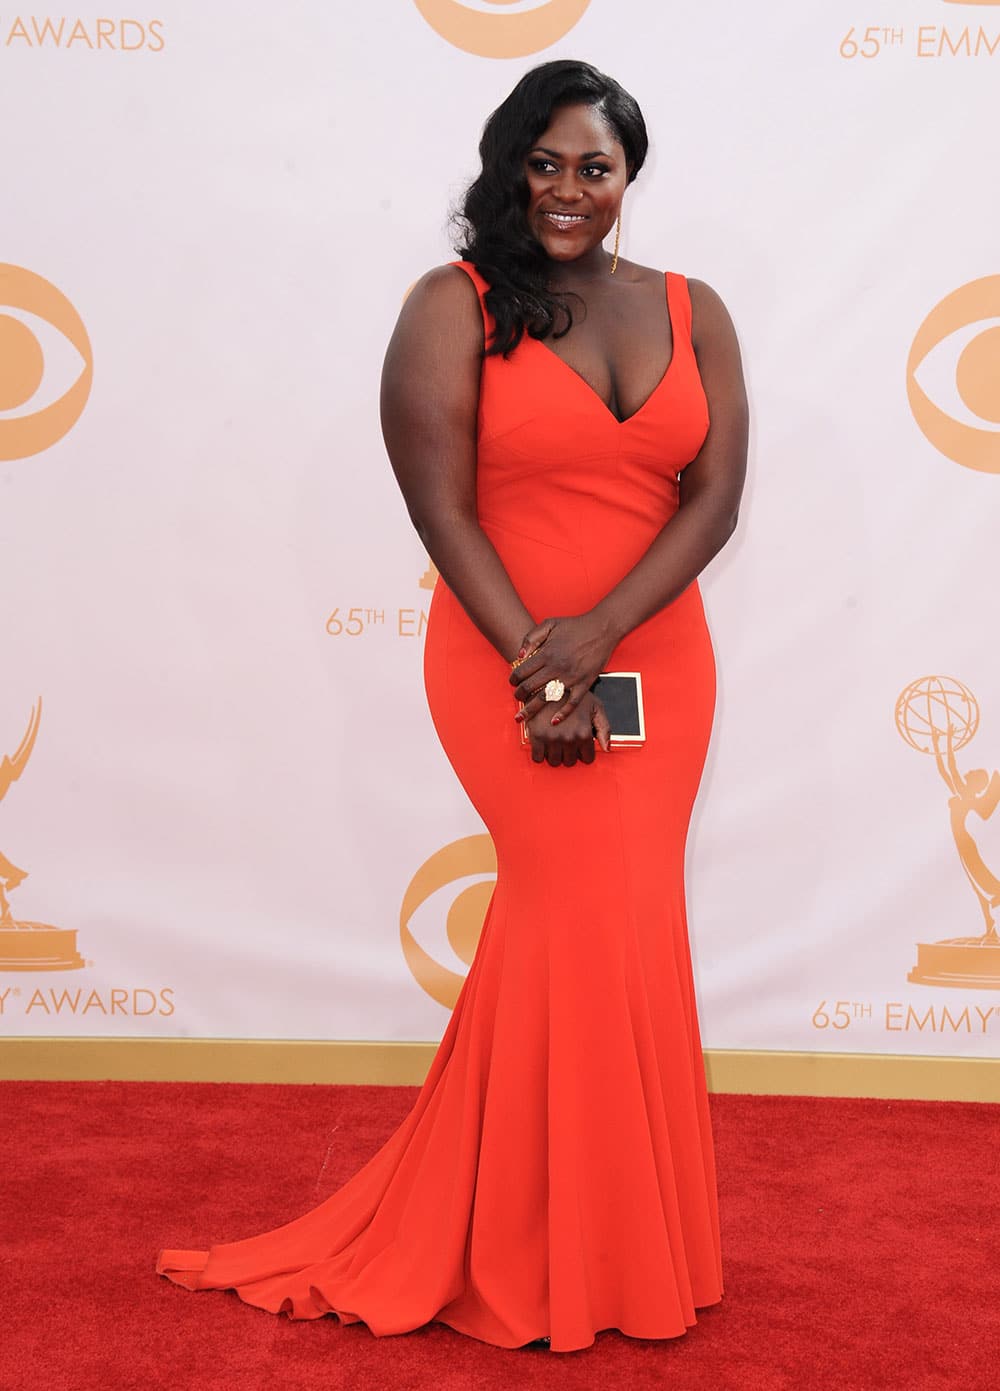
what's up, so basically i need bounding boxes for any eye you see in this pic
[0,264,93,462]
[0,309,88,417]
[910,318,1000,431]
[581,164,610,178]
[413,0,591,61]
[906,275,1000,474]
[528,158,557,174]
[399,835,496,1008]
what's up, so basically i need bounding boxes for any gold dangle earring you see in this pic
[610,208,622,276]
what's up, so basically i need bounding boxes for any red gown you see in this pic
[157,262,723,1351]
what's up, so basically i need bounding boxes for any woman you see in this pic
[158,59,748,1352]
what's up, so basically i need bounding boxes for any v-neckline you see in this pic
[530,271,675,427]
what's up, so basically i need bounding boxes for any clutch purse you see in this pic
[520,671,645,749]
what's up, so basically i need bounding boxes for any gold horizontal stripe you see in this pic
[0,1039,996,1101]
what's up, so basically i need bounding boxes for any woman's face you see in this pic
[523,101,628,268]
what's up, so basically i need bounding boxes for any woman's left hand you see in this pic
[510,613,617,725]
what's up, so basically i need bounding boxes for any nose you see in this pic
[552,172,583,203]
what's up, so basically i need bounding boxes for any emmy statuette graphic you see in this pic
[896,676,1000,989]
[0,699,85,971]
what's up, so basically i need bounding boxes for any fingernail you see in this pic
[514,712,524,723]
[550,716,561,725]
[517,646,528,659]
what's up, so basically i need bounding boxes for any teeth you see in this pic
[545,213,586,224]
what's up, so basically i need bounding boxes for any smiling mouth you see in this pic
[541,211,588,227]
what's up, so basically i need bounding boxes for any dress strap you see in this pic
[664,271,693,346]
[451,260,493,342]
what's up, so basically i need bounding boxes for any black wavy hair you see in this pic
[455,60,648,357]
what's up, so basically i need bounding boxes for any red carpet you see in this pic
[2,1081,997,1391]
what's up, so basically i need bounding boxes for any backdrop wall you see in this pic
[2,1,999,1069]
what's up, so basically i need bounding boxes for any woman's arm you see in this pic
[511,278,749,723]
[380,266,534,663]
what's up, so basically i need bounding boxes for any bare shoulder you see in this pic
[382,264,484,417]
[397,263,483,341]
[685,278,739,353]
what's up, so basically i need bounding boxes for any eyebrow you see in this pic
[529,146,612,160]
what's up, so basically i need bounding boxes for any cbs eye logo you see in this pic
[400,834,496,1008]
[907,275,1000,475]
[412,0,590,58]
[0,264,93,462]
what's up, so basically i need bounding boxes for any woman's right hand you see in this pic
[525,694,611,766]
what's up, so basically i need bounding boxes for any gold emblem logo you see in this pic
[906,275,1000,474]
[895,675,1000,988]
[400,835,496,1007]
[0,265,93,461]
[412,0,590,58]
[0,699,86,971]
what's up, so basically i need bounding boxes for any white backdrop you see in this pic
[2,1,999,1061]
